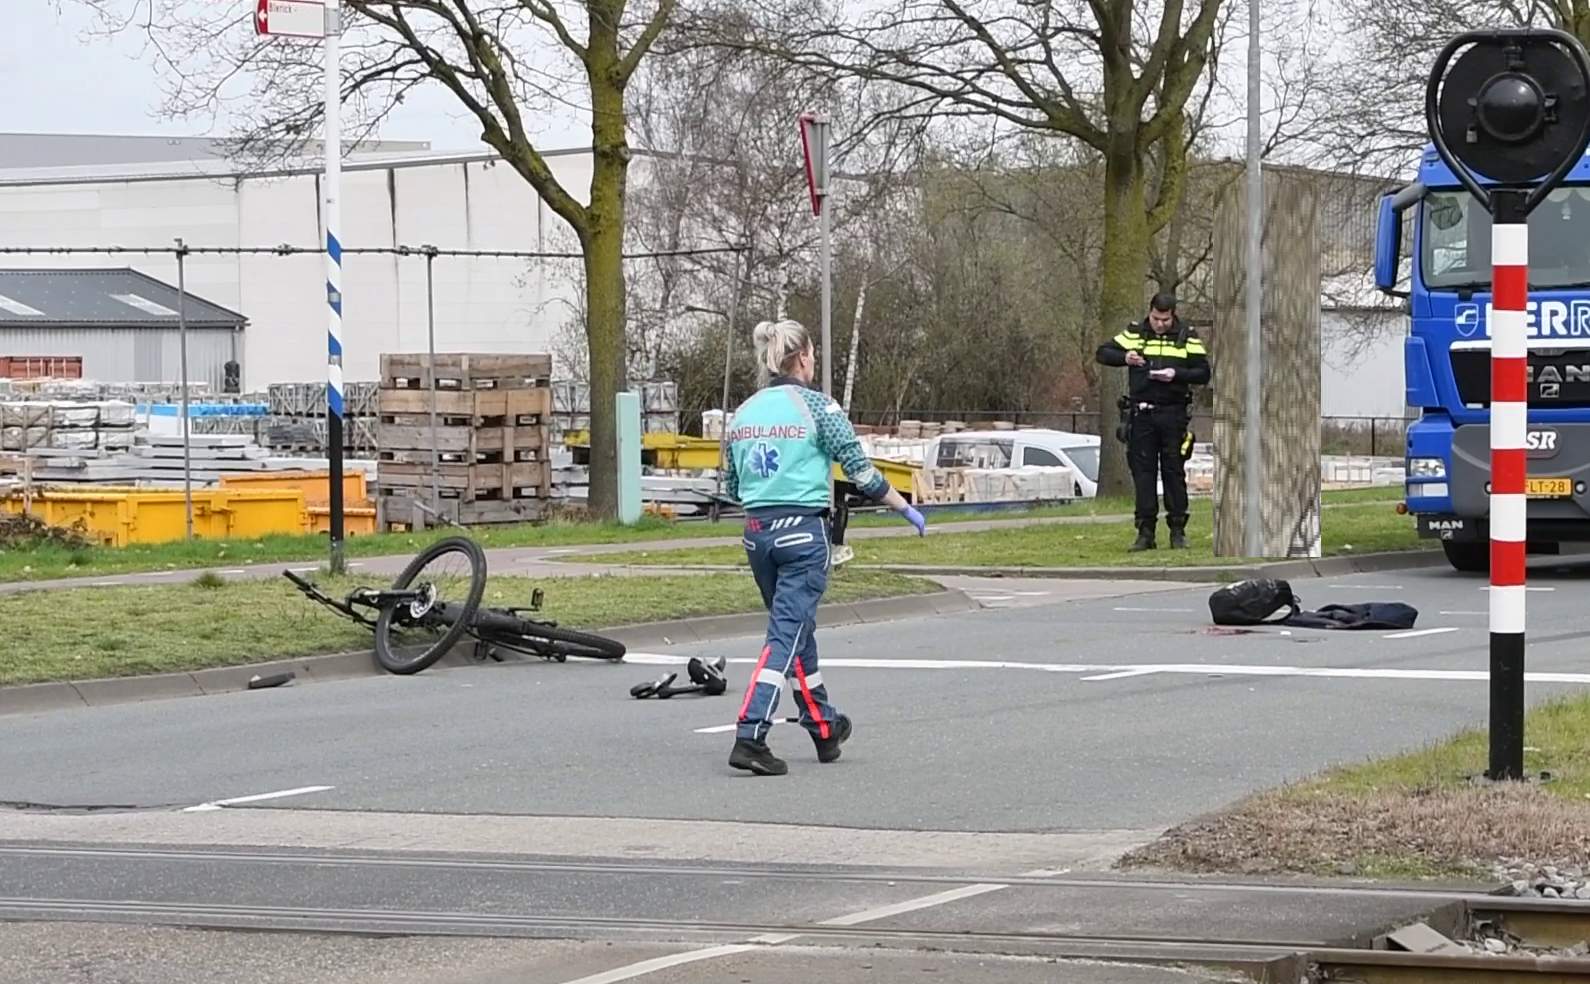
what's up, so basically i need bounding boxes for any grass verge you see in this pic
[0,485,1399,584]
[1118,693,1590,881]
[0,567,937,687]
[578,502,1420,570]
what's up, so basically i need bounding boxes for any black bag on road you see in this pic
[1208,578,1302,625]
[1279,603,1418,630]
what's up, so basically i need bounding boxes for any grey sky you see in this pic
[10,2,1361,175]
[10,2,587,154]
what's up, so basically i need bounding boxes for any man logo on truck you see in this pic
[1453,299,1590,338]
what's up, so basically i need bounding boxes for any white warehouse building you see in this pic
[0,144,599,392]
[0,133,1410,423]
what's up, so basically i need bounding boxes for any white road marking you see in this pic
[1019,867,1073,877]
[1112,606,1194,612]
[1081,668,1162,682]
[626,653,1590,688]
[813,883,1007,925]
[91,581,122,587]
[554,945,759,984]
[216,569,245,575]
[285,566,319,573]
[971,594,1013,603]
[554,882,1007,983]
[1384,627,1459,639]
[181,785,334,813]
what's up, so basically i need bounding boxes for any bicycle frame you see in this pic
[280,534,626,674]
[282,570,444,631]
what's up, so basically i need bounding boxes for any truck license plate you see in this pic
[1526,477,1573,498]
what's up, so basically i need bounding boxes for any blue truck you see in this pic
[1374,144,1590,572]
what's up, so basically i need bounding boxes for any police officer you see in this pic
[722,318,926,776]
[1095,292,1211,551]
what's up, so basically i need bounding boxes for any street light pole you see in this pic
[1241,0,1264,557]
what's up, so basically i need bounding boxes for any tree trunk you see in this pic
[1094,140,1152,497]
[1210,168,1322,556]
[582,77,632,521]
[843,277,868,411]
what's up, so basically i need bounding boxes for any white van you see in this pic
[921,428,1100,499]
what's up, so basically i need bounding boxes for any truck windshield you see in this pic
[1422,186,1590,290]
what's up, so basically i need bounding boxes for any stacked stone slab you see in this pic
[0,399,136,452]
[264,381,379,456]
[550,379,679,441]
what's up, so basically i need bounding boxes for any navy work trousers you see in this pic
[734,512,841,744]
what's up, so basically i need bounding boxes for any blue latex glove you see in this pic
[902,505,926,536]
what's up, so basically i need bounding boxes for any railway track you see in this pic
[0,843,1529,898]
[0,892,1586,982]
[0,845,1586,981]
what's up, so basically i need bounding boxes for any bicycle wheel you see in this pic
[373,535,488,674]
[476,616,627,663]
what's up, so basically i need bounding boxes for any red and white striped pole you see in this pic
[1488,189,1528,782]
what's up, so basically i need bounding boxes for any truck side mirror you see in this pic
[1374,192,1408,297]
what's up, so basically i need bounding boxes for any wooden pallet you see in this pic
[911,467,970,504]
[375,427,550,465]
[375,489,554,531]
[376,460,552,501]
[379,352,553,391]
[375,385,552,420]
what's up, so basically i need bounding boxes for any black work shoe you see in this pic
[812,713,852,763]
[729,738,788,775]
[1169,529,1188,549]
[1129,529,1155,552]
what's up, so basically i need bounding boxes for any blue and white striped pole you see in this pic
[324,0,346,573]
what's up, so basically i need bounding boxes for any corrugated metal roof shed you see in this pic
[0,268,246,328]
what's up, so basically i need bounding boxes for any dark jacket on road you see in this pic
[1095,316,1212,405]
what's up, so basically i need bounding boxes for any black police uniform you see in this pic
[1095,316,1211,550]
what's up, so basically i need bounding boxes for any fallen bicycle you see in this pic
[283,534,627,675]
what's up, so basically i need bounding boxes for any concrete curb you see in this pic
[0,587,979,719]
[596,549,1451,583]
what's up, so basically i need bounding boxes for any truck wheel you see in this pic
[1441,540,1489,573]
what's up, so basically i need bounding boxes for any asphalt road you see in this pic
[3,555,1584,983]
[4,560,1589,829]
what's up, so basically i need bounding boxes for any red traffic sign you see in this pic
[256,0,327,39]
[799,113,828,217]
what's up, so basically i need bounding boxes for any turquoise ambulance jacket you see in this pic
[723,374,891,515]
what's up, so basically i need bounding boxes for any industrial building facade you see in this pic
[0,267,243,392]
[0,144,600,392]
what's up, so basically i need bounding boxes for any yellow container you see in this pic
[1,487,310,547]
[221,469,367,504]
[560,430,920,491]
[308,501,377,536]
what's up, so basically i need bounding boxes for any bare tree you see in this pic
[675,0,1221,494]
[67,0,679,520]
[614,34,928,405]
[1309,0,1554,178]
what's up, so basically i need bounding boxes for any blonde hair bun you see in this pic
[751,319,811,376]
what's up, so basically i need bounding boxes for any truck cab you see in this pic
[1375,145,1590,571]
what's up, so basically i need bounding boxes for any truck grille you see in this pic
[1450,350,1590,407]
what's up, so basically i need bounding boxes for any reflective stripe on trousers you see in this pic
[735,513,840,743]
